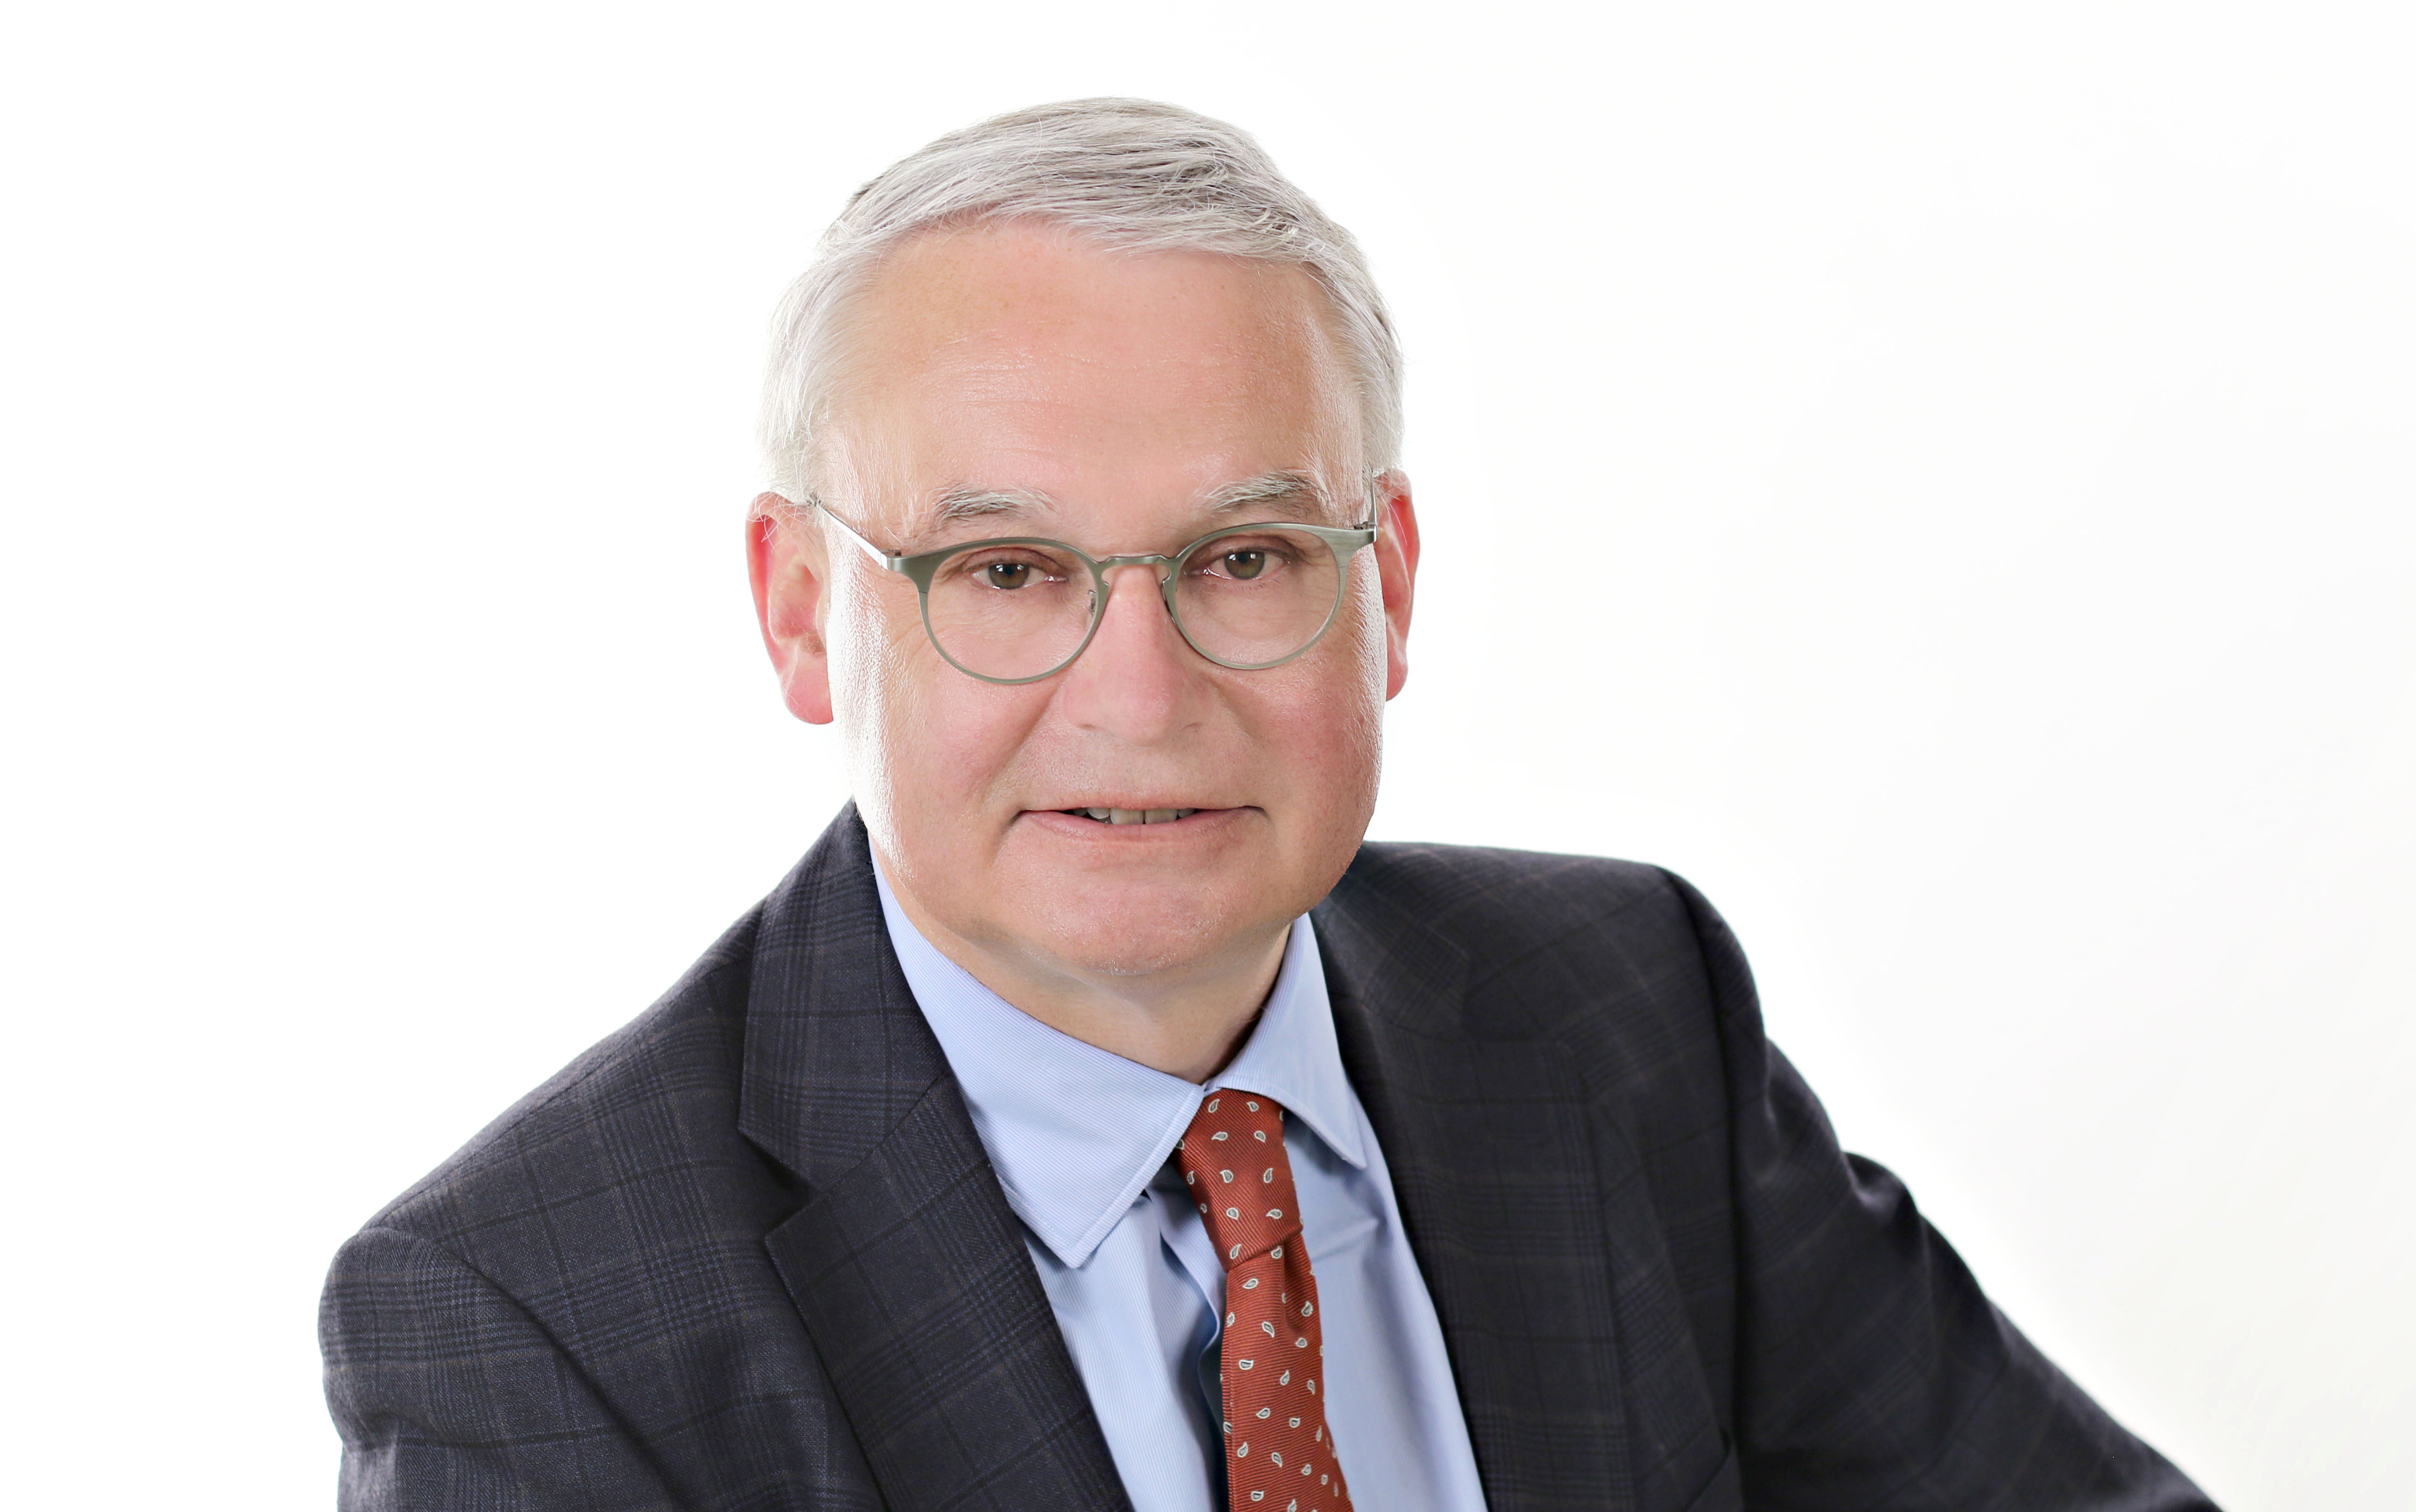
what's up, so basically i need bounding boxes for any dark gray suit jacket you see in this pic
[321,806,2214,1511]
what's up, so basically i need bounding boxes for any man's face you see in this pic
[753,220,1416,995]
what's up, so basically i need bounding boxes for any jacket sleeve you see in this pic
[320,1225,679,1512]
[1665,872,2219,1512]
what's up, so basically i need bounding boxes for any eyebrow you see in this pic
[925,484,1059,529]
[911,469,1341,538]
[1201,469,1337,520]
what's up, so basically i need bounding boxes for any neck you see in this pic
[877,861,1288,1085]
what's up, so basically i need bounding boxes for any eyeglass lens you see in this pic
[920,527,1347,681]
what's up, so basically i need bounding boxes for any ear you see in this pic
[1371,470,1419,700]
[747,494,836,725]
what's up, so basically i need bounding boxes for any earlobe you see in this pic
[746,497,837,726]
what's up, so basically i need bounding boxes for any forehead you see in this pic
[827,221,1361,532]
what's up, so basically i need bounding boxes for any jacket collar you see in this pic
[738,806,1134,1512]
[1314,852,1636,1512]
[736,802,945,1189]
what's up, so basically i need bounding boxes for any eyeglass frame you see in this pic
[809,497,1381,686]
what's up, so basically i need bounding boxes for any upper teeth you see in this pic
[1081,807,1197,825]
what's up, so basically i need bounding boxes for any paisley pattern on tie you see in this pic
[1175,1092,1351,1512]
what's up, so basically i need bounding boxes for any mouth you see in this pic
[1057,806,1203,826]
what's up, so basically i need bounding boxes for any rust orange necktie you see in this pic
[1174,1091,1352,1512]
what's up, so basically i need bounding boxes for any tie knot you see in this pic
[1173,1091,1300,1268]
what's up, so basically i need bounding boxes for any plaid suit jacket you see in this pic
[321,806,2214,1511]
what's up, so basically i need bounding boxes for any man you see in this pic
[321,99,2215,1511]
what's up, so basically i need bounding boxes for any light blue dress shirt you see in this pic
[872,865,1489,1512]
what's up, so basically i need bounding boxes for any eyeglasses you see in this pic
[813,499,1380,685]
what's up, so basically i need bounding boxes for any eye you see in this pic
[948,546,1071,590]
[1196,537,1305,582]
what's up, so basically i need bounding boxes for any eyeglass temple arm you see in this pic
[810,497,906,570]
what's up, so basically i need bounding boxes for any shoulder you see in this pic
[351,904,781,1267]
[1334,838,1686,927]
[1329,839,1724,1017]
[318,898,868,1498]
[1321,839,1754,1160]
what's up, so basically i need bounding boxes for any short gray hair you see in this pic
[757,98,1402,506]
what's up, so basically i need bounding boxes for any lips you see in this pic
[1060,806,1201,826]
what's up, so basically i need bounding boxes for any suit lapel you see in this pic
[740,810,1131,1512]
[1315,864,1635,1512]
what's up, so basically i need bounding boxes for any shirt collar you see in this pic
[872,860,1365,1269]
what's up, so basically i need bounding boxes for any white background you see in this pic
[5,4,2409,1507]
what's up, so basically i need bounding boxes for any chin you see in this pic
[1023,875,1275,980]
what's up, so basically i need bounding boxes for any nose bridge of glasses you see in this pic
[1093,551,1176,582]
[1092,553,1180,618]
[1084,555,1189,659]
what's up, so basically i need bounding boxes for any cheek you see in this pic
[826,573,934,848]
[827,573,1038,846]
[1326,576,1393,803]
[1256,573,1389,812]
[1322,565,1391,728]
[1339,565,1390,693]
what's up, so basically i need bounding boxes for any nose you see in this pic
[1054,561,1203,742]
